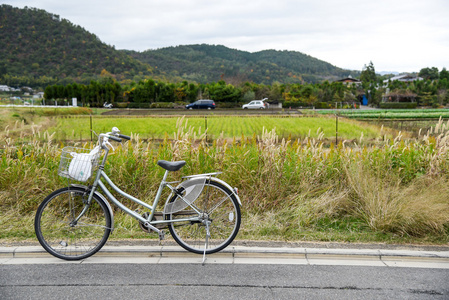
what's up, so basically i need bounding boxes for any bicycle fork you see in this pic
[68,188,93,227]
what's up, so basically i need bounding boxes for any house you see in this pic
[382,90,417,103]
[33,92,44,99]
[0,85,10,92]
[335,75,362,86]
[383,74,423,84]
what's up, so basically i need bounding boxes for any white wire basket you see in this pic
[58,146,101,182]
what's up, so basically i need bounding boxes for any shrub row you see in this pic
[379,102,418,109]
[123,102,176,109]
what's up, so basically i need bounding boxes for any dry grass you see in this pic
[344,164,449,236]
[1,117,449,244]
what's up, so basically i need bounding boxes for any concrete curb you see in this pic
[1,245,449,260]
[2,245,449,268]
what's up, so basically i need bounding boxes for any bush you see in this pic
[215,102,241,109]
[150,102,174,109]
[314,102,332,109]
[128,102,151,109]
[283,101,311,108]
[115,102,128,108]
[379,102,418,109]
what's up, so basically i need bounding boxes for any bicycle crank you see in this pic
[139,212,168,233]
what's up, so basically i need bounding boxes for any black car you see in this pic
[185,99,216,109]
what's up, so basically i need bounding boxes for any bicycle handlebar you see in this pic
[108,135,122,142]
[118,134,131,140]
[99,127,130,149]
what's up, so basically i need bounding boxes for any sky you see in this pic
[4,0,449,73]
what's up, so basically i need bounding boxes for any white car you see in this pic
[242,100,267,109]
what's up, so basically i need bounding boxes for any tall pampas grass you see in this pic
[1,117,449,242]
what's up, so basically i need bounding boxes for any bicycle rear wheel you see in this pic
[166,180,241,254]
[34,186,111,260]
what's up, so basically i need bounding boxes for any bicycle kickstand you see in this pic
[202,220,211,265]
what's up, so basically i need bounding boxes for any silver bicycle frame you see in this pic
[77,137,203,235]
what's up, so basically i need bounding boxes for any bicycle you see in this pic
[34,127,242,262]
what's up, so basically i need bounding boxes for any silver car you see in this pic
[242,100,266,109]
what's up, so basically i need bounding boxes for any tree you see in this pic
[419,67,439,80]
[209,81,241,103]
[360,61,376,83]
[243,90,255,102]
[440,68,449,81]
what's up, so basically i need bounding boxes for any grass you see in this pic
[1,115,449,246]
[315,108,449,119]
[49,115,387,142]
[0,107,94,141]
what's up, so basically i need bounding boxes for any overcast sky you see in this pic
[5,0,449,73]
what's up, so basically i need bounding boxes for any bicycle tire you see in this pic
[34,186,111,260]
[166,180,241,254]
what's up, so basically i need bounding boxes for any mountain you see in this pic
[0,5,153,86]
[0,5,358,88]
[126,45,359,84]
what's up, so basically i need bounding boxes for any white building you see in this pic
[383,74,423,84]
[0,85,10,92]
[33,92,44,99]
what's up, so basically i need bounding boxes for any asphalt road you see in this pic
[1,263,448,300]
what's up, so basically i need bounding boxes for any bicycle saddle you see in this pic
[157,160,186,171]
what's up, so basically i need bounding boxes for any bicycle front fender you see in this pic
[70,184,115,232]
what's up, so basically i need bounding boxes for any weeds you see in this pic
[1,117,449,244]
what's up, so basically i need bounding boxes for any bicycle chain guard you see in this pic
[163,177,207,215]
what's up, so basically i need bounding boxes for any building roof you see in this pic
[335,75,362,85]
[383,74,423,83]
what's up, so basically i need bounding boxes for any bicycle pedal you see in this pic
[159,230,165,240]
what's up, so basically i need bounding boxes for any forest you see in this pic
[1,5,357,89]
[125,44,357,84]
[42,65,449,109]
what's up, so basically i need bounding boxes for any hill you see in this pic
[0,5,153,87]
[126,44,359,84]
[0,5,358,88]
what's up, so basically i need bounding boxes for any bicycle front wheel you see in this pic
[34,186,111,260]
[166,180,241,254]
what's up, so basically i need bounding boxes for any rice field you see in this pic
[316,108,449,119]
[51,115,386,141]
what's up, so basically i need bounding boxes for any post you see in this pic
[335,114,338,145]
[90,115,93,142]
[205,116,208,143]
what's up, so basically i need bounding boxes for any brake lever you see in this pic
[91,130,99,138]
[105,141,115,151]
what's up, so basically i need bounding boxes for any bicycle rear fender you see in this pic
[70,184,115,232]
[209,177,242,206]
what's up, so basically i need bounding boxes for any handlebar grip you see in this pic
[109,136,122,142]
[118,134,131,140]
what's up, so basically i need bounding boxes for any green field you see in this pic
[52,115,385,141]
[1,108,449,245]
[316,108,449,119]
